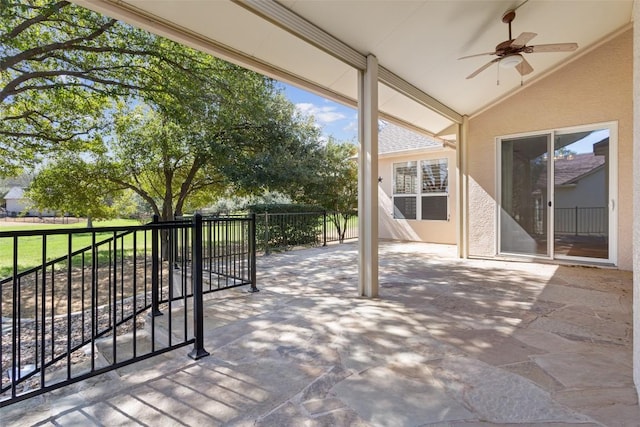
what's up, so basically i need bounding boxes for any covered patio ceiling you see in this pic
[74,0,633,140]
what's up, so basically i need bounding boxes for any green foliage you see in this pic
[0,0,221,175]
[206,191,292,214]
[249,203,323,251]
[26,155,121,220]
[214,93,325,198]
[248,203,322,214]
[302,139,358,211]
[3,1,333,219]
[99,63,322,221]
[300,138,358,242]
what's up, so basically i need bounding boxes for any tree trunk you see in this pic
[86,216,93,228]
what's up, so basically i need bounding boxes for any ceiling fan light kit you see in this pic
[500,54,523,68]
[459,8,578,82]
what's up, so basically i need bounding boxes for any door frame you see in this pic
[496,121,618,265]
[496,130,553,260]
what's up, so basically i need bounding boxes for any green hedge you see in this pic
[248,203,322,214]
[249,204,324,252]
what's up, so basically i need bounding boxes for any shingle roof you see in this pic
[3,186,25,200]
[378,123,442,154]
[554,153,605,185]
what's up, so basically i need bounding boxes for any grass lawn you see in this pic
[0,214,354,279]
[0,219,147,278]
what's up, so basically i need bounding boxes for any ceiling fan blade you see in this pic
[511,32,537,48]
[529,42,578,53]
[466,58,500,79]
[515,56,534,76]
[458,51,497,60]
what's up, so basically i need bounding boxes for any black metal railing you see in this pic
[554,206,608,236]
[530,206,608,236]
[0,214,256,406]
[255,211,357,254]
[171,215,257,296]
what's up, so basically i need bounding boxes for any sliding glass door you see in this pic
[498,124,616,264]
[553,128,612,261]
[499,134,550,256]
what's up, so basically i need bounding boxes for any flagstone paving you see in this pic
[1,241,638,426]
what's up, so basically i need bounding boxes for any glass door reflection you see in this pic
[500,134,550,256]
[553,129,609,260]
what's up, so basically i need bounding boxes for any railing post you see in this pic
[151,214,163,317]
[189,214,210,360]
[323,210,327,246]
[575,206,579,236]
[248,213,259,293]
[172,211,179,268]
[264,212,270,255]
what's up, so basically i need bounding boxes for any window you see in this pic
[393,159,448,221]
[393,162,417,219]
[421,159,448,220]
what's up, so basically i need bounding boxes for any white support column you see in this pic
[358,55,379,298]
[456,116,470,259]
[633,0,640,398]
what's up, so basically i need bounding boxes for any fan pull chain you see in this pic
[496,63,500,86]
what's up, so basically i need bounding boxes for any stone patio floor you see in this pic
[1,241,638,426]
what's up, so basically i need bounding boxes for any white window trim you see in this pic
[393,158,449,221]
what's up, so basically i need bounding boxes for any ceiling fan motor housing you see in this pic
[496,39,521,57]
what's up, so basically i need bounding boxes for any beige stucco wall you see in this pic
[378,149,457,244]
[467,27,633,270]
[632,1,639,399]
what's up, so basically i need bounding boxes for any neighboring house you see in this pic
[553,152,608,236]
[3,186,28,215]
[377,123,456,244]
[554,152,606,206]
[3,186,53,217]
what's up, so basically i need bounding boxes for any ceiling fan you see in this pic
[459,9,578,80]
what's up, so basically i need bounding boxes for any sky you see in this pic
[279,83,358,143]
[280,82,611,156]
[562,129,608,154]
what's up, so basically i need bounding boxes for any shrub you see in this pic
[249,203,323,251]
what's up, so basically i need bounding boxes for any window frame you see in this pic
[392,161,418,219]
[392,158,449,221]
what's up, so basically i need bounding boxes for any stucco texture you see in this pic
[467,28,633,270]
[632,2,640,400]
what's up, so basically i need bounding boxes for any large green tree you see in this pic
[5,0,325,221]
[0,0,205,175]
[30,75,324,222]
[6,0,318,224]
[301,138,358,242]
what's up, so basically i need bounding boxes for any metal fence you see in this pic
[554,207,608,236]
[531,206,608,236]
[255,211,358,254]
[0,214,255,407]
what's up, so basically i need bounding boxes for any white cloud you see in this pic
[343,114,359,136]
[295,102,346,125]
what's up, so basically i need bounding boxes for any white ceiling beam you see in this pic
[233,0,462,124]
[76,0,462,127]
[233,0,366,70]
[378,69,462,124]
[72,0,359,108]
